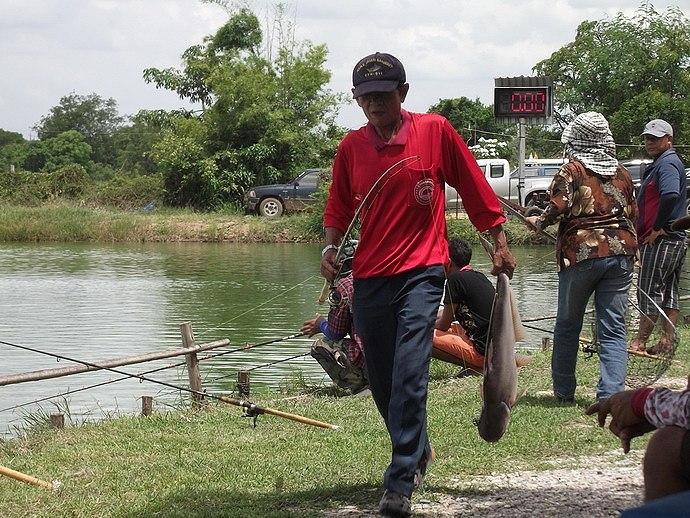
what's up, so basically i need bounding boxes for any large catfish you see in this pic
[477,272,524,442]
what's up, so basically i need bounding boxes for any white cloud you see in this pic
[0,0,686,138]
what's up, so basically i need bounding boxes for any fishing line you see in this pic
[195,275,321,341]
[202,331,308,361]
[247,352,311,372]
[0,338,338,429]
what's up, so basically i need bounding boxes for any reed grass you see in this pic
[0,203,534,244]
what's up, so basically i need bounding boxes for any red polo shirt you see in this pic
[324,110,505,279]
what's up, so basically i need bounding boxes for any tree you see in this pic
[428,97,509,150]
[24,130,92,172]
[34,93,124,166]
[427,97,564,162]
[534,3,690,158]
[0,129,28,172]
[144,6,345,209]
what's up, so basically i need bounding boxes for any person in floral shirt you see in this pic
[525,111,638,403]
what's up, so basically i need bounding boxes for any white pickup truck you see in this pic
[508,159,566,213]
[445,158,565,214]
[445,158,511,211]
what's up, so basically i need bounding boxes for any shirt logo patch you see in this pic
[414,178,434,205]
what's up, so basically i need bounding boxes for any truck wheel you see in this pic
[258,197,284,217]
[524,206,544,217]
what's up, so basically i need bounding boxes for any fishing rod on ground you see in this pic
[0,332,310,413]
[0,339,338,430]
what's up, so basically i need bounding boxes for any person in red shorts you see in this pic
[320,51,516,517]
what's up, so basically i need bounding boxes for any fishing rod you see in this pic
[0,339,338,431]
[247,351,311,371]
[0,464,59,490]
[318,155,422,304]
[203,331,307,361]
[497,196,558,243]
[0,355,193,414]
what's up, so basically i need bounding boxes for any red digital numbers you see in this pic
[494,86,551,118]
[509,90,546,114]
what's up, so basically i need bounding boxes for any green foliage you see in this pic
[534,3,690,158]
[428,97,511,152]
[94,173,164,210]
[144,7,344,209]
[34,92,124,166]
[39,130,93,171]
[0,129,24,147]
[0,137,29,173]
[0,164,91,206]
[112,115,165,176]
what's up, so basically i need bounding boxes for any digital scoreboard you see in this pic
[493,86,552,118]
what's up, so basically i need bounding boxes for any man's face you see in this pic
[643,134,672,158]
[354,84,409,128]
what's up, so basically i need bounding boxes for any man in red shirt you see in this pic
[320,51,515,517]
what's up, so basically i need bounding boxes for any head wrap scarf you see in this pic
[561,111,618,177]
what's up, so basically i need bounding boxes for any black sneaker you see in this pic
[555,394,575,404]
[378,490,411,517]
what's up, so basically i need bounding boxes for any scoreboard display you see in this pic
[493,86,551,118]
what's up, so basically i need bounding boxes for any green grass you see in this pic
[0,202,536,244]
[1,339,687,517]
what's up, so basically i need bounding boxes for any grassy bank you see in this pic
[1,342,688,517]
[0,203,537,245]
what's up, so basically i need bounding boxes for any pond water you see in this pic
[0,241,688,437]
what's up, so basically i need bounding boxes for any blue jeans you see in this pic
[353,266,444,498]
[552,255,634,401]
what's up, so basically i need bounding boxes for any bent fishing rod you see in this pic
[0,339,338,430]
[497,196,558,243]
[318,155,422,303]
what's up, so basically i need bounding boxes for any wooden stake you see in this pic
[141,396,153,416]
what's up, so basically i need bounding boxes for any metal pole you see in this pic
[517,117,526,206]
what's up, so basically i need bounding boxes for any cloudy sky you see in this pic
[1,0,688,139]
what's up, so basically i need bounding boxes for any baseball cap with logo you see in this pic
[641,119,674,138]
[352,52,406,98]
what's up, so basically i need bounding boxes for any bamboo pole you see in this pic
[216,395,339,430]
[0,338,229,387]
[0,464,57,489]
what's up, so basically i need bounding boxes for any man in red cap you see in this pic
[320,51,516,517]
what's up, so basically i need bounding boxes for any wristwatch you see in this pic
[321,244,338,257]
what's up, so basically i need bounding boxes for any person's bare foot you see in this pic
[647,336,674,356]
[628,338,647,353]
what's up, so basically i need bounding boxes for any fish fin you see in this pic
[511,387,528,408]
[509,286,526,342]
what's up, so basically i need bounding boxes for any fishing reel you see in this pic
[328,287,342,307]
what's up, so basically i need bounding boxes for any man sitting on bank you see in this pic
[434,237,530,374]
